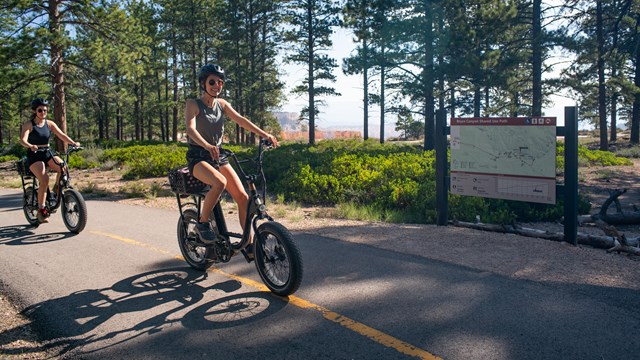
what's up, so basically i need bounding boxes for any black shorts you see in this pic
[26,148,54,168]
[186,145,229,175]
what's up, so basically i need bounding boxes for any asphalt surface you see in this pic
[0,188,639,360]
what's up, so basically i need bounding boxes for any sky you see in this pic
[278,27,576,136]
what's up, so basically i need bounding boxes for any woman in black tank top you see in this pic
[184,64,279,246]
[20,98,80,223]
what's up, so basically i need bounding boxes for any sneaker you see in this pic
[37,208,50,224]
[195,222,217,244]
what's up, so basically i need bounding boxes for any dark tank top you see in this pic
[27,119,50,146]
[187,98,224,146]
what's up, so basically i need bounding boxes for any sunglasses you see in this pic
[37,108,48,113]
[208,79,224,86]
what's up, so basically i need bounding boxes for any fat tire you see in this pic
[177,209,214,271]
[254,221,303,296]
[23,186,39,227]
[62,189,87,233]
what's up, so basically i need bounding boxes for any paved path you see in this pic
[0,188,638,359]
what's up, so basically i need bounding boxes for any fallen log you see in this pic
[452,220,639,252]
[579,212,640,225]
[578,188,640,225]
[594,220,640,256]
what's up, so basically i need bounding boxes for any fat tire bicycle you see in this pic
[16,146,88,233]
[168,140,303,296]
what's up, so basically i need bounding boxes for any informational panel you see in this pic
[450,117,557,204]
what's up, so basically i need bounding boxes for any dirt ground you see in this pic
[1,158,639,359]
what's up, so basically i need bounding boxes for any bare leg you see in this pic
[29,161,49,209]
[48,156,64,193]
[218,164,250,236]
[192,162,227,223]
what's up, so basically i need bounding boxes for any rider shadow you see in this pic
[22,264,286,355]
[0,225,77,246]
[0,225,34,244]
[180,291,288,330]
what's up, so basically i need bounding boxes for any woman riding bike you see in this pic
[20,98,80,223]
[185,64,278,251]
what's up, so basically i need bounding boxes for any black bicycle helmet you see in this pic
[30,98,48,110]
[198,64,226,87]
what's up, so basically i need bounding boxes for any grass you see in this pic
[78,181,111,197]
[0,177,22,188]
[593,169,615,181]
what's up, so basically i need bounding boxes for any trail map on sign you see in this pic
[450,117,557,204]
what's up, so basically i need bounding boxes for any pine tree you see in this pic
[284,0,342,145]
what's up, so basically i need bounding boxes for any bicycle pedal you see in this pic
[240,249,254,263]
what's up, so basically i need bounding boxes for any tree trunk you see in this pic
[116,105,122,141]
[307,3,315,145]
[134,83,140,141]
[450,87,456,118]
[532,0,542,117]
[632,19,640,144]
[156,67,164,142]
[611,89,617,143]
[98,99,104,139]
[423,0,434,150]
[380,61,385,144]
[473,84,481,117]
[0,101,4,145]
[597,0,608,150]
[104,98,109,140]
[49,0,67,152]
[437,6,445,118]
[172,30,179,142]
[164,55,170,142]
[363,38,369,141]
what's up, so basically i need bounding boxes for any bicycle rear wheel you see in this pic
[62,189,87,233]
[254,221,303,296]
[23,186,39,227]
[177,209,215,270]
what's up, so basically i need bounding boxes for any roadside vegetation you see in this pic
[1,139,636,225]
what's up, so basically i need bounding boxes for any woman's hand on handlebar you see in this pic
[263,134,278,148]
[206,143,220,161]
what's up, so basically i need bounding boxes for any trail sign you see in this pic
[450,117,557,204]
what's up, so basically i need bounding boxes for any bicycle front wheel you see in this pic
[62,189,88,233]
[254,222,303,296]
[177,209,214,271]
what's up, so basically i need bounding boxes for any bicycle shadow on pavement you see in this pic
[0,225,77,245]
[21,262,288,357]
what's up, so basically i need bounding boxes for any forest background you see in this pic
[2,0,640,150]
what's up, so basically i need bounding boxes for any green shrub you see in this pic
[262,139,605,225]
[101,144,187,179]
[0,154,19,162]
[0,144,26,158]
[557,143,633,168]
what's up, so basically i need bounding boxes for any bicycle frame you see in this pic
[20,146,80,212]
[175,140,273,253]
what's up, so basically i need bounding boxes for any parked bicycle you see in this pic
[16,146,87,233]
[168,140,303,296]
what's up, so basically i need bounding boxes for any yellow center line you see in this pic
[90,230,442,360]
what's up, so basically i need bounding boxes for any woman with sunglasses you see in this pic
[185,64,279,248]
[20,98,80,223]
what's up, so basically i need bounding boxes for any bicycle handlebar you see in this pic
[32,145,83,155]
